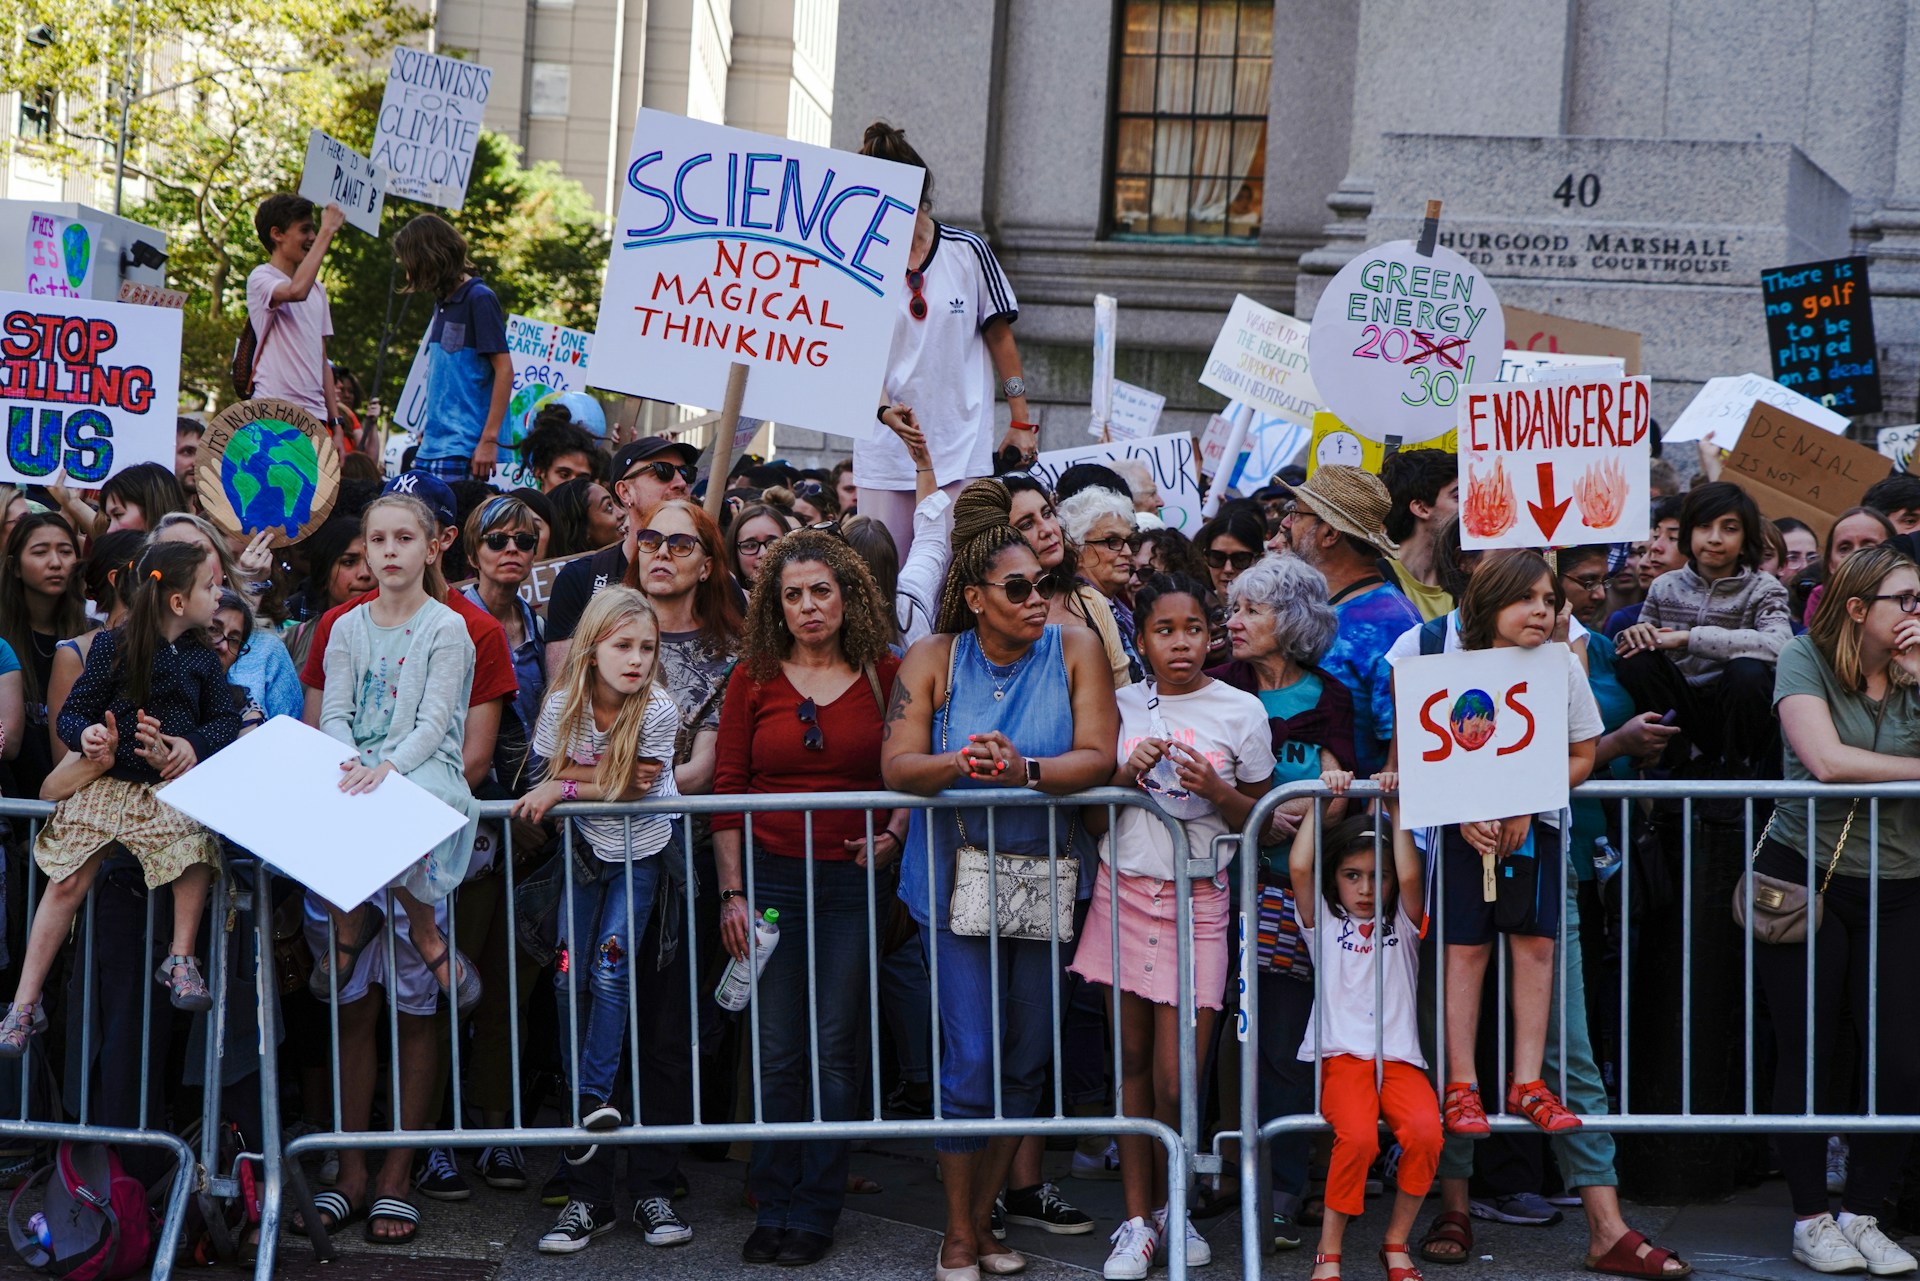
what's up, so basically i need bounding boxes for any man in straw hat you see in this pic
[1268,465,1421,774]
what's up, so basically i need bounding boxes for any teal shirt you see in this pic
[1570,633,1635,879]
[1258,675,1328,875]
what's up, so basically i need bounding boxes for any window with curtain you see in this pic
[1110,0,1271,239]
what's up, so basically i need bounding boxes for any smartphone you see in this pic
[1658,709,1679,726]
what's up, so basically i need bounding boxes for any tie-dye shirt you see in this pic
[1323,582,1420,775]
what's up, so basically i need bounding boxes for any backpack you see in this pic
[6,1144,154,1280]
[1416,613,1450,656]
[228,307,276,401]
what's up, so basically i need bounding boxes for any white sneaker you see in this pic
[1794,1214,1870,1274]
[1073,1140,1122,1180]
[1840,1215,1918,1276]
[1828,1136,1850,1196]
[1151,1207,1211,1267]
[1103,1216,1158,1281]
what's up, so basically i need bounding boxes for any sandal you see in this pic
[1507,1078,1582,1134]
[308,902,385,1001]
[846,1173,883,1194]
[1313,1251,1343,1281]
[1418,1210,1473,1265]
[1585,1229,1690,1278]
[0,1003,46,1060]
[1381,1242,1424,1281]
[291,1189,365,1235]
[155,955,213,1012]
[1442,1083,1490,1137]
[364,1196,420,1245]
[418,944,482,1015]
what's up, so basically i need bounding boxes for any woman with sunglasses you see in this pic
[462,496,549,770]
[1195,505,1267,601]
[727,503,801,589]
[712,530,907,1267]
[883,479,1118,1281]
[1059,485,1141,685]
[858,123,1032,562]
[1002,475,1131,691]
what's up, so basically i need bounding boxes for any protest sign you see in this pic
[370,49,491,211]
[1199,294,1321,427]
[393,330,429,439]
[1030,433,1201,534]
[1762,256,1880,414]
[1497,350,1624,383]
[502,315,594,451]
[1106,380,1165,442]
[1393,644,1572,828]
[1308,241,1504,444]
[24,213,99,299]
[1090,293,1117,436]
[1663,372,1849,445]
[1457,375,1652,550]
[299,129,386,236]
[590,109,924,439]
[1199,412,1237,476]
[158,715,471,913]
[195,398,341,547]
[1877,424,1920,471]
[1502,305,1641,376]
[1306,411,1454,479]
[0,291,179,483]
[117,280,187,309]
[1720,401,1885,537]
[1228,411,1309,491]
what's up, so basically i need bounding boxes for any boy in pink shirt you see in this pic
[245,194,347,451]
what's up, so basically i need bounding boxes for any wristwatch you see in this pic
[1024,758,1043,789]
[876,403,891,423]
[720,888,745,903]
[1001,376,1026,399]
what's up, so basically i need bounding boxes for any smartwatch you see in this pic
[1024,758,1043,789]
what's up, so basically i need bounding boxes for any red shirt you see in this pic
[711,655,900,858]
[299,588,518,708]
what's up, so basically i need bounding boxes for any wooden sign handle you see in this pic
[1417,199,1443,258]
[1482,850,1497,903]
[703,361,751,524]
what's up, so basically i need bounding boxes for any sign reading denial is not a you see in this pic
[1721,401,1886,538]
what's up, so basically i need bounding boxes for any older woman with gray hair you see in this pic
[1206,552,1359,1249]
[1057,484,1139,685]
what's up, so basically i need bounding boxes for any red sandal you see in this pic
[1507,1078,1582,1133]
[1381,1243,1424,1281]
[1441,1082,1490,1136]
[1313,1252,1343,1281]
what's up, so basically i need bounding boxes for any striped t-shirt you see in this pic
[533,685,680,862]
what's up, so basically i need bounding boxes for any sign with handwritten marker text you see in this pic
[1392,644,1571,828]
[1663,372,1848,445]
[1030,433,1201,534]
[1502,305,1640,376]
[299,130,386,236]
[1199,294,1321,427]
[1761,256,1880,415]
[590,110,924,440]
[371,49,491,211]
[1722,401,1884,538]
[24,213,99,299]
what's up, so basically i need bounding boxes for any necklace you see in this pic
[975,637,1033,700]
[29,631,55,661]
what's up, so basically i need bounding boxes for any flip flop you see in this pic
[364,1196,420,1246]
[846,1174,883,1195]
[292,1189,365,1235]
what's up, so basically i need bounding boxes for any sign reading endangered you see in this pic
[0,291,180,483]
[370,49,491,211]
[589,109,924,439]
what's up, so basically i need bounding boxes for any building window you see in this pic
[1110,0,1270,239]
[17,90,54,144]
[529,62,570,118]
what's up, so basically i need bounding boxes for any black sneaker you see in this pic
[538,1199,616,1254]
[1002,1182,1093,1235]
[1271,1213,1304,1252]
[884,1080,933,1119]
[566,1096,622,1166]
[476,1145,527,1190]
[990,1196,1007,1241]
[415,1147,470,1201]
[634,1196,693,1246]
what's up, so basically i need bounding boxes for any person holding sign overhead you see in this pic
[246,195,348,450]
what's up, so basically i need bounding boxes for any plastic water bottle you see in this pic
[27,1212,49,1251]
[1591,836,1623,884]
[714,909,780,1011]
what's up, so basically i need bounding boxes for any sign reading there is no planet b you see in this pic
[370,49,491,212]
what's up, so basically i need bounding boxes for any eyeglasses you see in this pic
[623,459,697,486]
[208,628,248,654]
[1080,535,1132,554]
[797,697,824,751]
[635,529,702,558]
[906,268,927,321]
[1868,592,1920,614]
[1563,573,1608,596]
[736,535,780,555]
[483,531,539,553]
[1203,549,1259,572]
[982,577,1059,605]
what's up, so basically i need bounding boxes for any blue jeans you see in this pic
[746,854,874,1236]
[925,927,1061,1155]
[556,856,661,1106]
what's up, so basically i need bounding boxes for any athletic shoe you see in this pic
[538,1200,616,1254]
[1003,1182,1094,1234]
[1839,1215,1918,1276]
[415,1147,471,1201]
[1072,1140,1123,1181]
[1469,1192,1562,1227]
[565,1095,621,1166]
[1544,1189,1582,1207]
[990,1196,1007,1241]
[1828,1137,1850,1196]
[884,1080,933,1119]
[634,1196,693,1246]
[1270,1214,1304,1252]
[476,1145,527,1191]
[1153,1207,1212,1267]
[1103,1216,1159,1281]
[1793,1214,1870,1274]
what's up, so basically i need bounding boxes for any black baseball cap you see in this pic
[382,470,459,529]
[612,436,702,481]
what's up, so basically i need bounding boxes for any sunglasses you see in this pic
[794,480,827,499]
[1203,549,1259,572]
[906,268,927,321]
[483,531,539,553]
[983,576,1059,605]
[623,459,698,486]
[635,529,702,558]
[798,697,824,751]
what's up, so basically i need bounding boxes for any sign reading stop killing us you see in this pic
[1457,375,1652,551]
[370,49,491,211]
[1307,241,1504,445]
[1392,643,1571,829]
[590,109,925,440]
[0,290,180,484]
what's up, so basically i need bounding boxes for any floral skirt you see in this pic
[34,776,221,888]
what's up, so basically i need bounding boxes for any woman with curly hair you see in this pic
[882,478,1118,1281]
[711,530,909,1266]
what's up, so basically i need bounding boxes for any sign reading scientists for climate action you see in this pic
[370,49,490,211]
[590,110,924,439]
[0,291,180,484]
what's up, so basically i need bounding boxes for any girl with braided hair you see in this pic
[881,478,1118,1281]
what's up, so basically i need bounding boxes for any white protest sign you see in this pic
[502,315,594,450]
[1458,374,1652,550]
[1199,294,1320,427]
[1090,293,1117,436]
[393,330,430,440]
[0,290,180,484]
[24,212,100,299]
[1392,644,1571,828]
[1878,424,1920,471]
[1029,432,1202,534]
[299,129,386,236]
[1106,380,1165,442]
[157,716,471,912]
[1229,412,1311,491]
[370,49,491,211]
[591,109,924,440]
[1497,350,1624,383]
[1199,412,1239,476]
[1663,372,1849,445]
[1308,242,1504,444]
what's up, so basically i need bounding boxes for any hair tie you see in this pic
[150,569,162,580]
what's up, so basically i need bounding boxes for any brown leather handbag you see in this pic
[1731,803,1856,946]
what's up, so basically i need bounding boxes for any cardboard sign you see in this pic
[299,129,386,236]
[1030,433,1201,534]
[1502,305,1641,376]
[24,213,99,299]
[1762,256,1881,414]
[1106,380,1165,442]
[1663,372,1849,445]
[589,109,924,439]
[0,290,180,483]
[1198,412,1237,476]
[1308,241,1504,444]
[195,397,342,547]
[1877,424,1920,471]
[1090,293,1117,435]
[1720,401,1886,536]
[117,280,187,309]
[1393,644,1571,828]
[1199,294,1321,427]
[1457,376,1652,550]
[1306,411,1454,479]
[370,49,491,211]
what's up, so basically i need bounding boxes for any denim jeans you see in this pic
[556,855,661,1107]
[925,926,1061,1155]
[878,933,932,1087]
[746,854,874,1236]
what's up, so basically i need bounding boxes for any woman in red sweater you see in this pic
[713,529,907,1268]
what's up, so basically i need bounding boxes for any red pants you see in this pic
[1319,1054,1443,1217]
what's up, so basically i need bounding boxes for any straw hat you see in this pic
[1279,465,1400,555]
